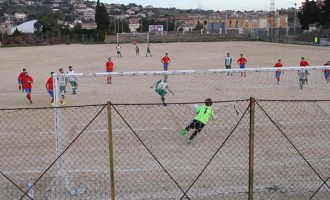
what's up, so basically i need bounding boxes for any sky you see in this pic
[101,0,304,11]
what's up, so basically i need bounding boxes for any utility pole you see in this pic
[294,3,297,35]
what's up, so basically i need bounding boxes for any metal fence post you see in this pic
[248,97,256,200]
[107,102,115,200]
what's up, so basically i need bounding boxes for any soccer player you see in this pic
[179,98,216,144]
[161,53,171,71]
[274,59,283,84]
[146,44,152,57]
[150,74,174,105]
[22,72,33,104]
[46,72,55,106]
[323,61,330,85]
[58,68,67,105]
[106,57,114,84]
[67,66,78,94]
[237,54,247,77]
[225,53,233,76]
[18,68,26,92]
[300,57,310,84]
[135,45,139,55]
[116,44,122,57]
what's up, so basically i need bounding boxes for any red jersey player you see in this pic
[274,59,283,84]
[22,72,33,104]
[106,57,114,84]
[46,72,55,106]
[18,68,26,92]
[161,53,171,71]
[323,61,330,85]
[237,54,247,77]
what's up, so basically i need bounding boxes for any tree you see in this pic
[95,0,110,32]
[297,0,321,30]
[320,0,330,28]
[193,24,204,31]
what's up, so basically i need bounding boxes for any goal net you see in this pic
[53,66,330,107]
[116,32,149,44]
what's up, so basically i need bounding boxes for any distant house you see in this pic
[14,13,27,20]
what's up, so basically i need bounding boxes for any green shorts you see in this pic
[60,86,66,93]
[70,81,77,87]
[225,65,231,69]
[156,89,167,97]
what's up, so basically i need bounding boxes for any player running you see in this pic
[46,72,55,106]
[67,66,78,94]
[150,74,174,106]
[22,71,33,104]
[135,45,139,55]
[146,44,152,57]
[179,98,216,144]
[274,59,283,84]
[18,68,26,92]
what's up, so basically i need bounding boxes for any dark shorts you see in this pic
[275,71,281,78]
[24,88,32,93]
[48,90,54,98]
[188,119,205,132]
[239,64,245,69]
[225,65,231,69]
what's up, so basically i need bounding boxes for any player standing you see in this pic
[161,53,171,71]
[150,74,174,106]
[22,72,33,104]
[323,61,330,85]
[67,66,78,94]
[300,57,310,84]
[58,68,67,105]
[237,54,247,77]
[106,57,114,84]
[146,44,152,57]
[225,53,233,76]
[179,98,216,144]
[135,45,139,55]
[274,59,283,84]
[18,68,26,92]
[46,72,55,106]
[116,44,122,57]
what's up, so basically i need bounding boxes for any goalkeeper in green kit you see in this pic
[179,98,216,144]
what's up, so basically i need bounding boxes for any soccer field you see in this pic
[0,42,329,200]
[0,41,330,108]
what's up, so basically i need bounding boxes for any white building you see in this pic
[14,13,27,20]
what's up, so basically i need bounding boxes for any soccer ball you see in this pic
[192,104,199,109]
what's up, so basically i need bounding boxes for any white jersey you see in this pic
[225,56,232,66]
[156,80,168,91]
[116,46,121,52]
[67,70,76,82]
[58,73,67,86]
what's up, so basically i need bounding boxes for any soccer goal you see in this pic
[52,66,330,107]
[116,32,149,44]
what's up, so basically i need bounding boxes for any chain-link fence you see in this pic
[0,99,329,199]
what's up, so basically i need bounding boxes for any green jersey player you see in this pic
[151,75,174,105]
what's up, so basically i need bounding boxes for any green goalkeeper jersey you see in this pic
[194,105,215,124]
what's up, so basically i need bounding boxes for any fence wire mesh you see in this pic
[0,99,329,200]
[0,105,110,200]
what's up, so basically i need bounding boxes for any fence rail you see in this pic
[0,99,329,199]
